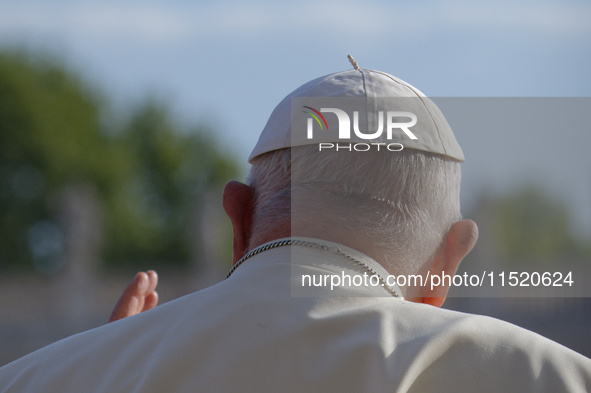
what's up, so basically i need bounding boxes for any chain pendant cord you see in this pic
[225,239,400,298]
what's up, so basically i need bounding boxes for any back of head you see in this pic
[247,62,464,276]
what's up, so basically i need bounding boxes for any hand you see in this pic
[109,270,159,323]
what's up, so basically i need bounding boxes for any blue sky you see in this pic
[1,0,590,234]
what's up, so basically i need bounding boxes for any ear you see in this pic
[223,181,254,265]
[415,219,478,307]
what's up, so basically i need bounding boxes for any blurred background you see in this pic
[0,0,590,365]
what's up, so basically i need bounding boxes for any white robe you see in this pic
[1,238,590,392]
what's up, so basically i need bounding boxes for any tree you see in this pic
[0,51,239,272]
[0,52,116,271]
[103,101,239,267]
[489,186,587,263]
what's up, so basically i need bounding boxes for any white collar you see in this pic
[227,237,404,299]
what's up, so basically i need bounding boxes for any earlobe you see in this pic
[414,219,479,307]
[223,181,254,265]
[439,220,478,274]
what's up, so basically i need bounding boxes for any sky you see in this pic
[0,0,590,235]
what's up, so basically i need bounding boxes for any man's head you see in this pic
[224,64,478,305]
[248,147,462,275]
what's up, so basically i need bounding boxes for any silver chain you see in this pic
[226,239,400,298]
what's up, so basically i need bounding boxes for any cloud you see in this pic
[0,0,588,45]
[0,3,191,43]
[442,2,591,36]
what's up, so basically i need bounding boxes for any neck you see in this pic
[248,227,291,252]
[250,223,391,274]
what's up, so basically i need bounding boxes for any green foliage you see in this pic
[103,102,239,267]
[492,187,586,262]
[0,51,239,272]
[0,52,114,269]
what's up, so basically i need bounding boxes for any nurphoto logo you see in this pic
[302,106,418,152]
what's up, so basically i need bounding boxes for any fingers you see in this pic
[109,270,159,323]
[143,291,159,312]
[141,270,159,312]
[145,270,158,295]
[109,278,139,323]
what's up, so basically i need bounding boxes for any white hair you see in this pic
[248,146,461,274]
